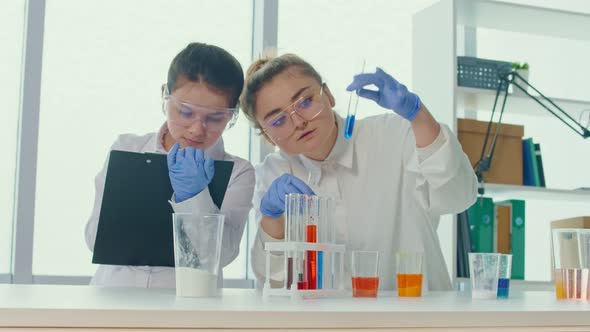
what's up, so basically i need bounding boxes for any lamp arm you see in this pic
[510,71,590,139]
[474,77,510,191]
[475,70,590,194]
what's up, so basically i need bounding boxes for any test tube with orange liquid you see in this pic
[396,252,424,297]
[351,250,380,297]
[306,196,319,289]
[307,223,317,289]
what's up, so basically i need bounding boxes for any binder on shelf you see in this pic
[456,212,464,278]
[495,199,526,280]
[456,210,472,278]
[534,143,546,187]
[522,138,540,186]
[494,205,512,254]
[467,197,495,253]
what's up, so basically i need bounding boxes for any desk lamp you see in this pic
[474,71,590,194]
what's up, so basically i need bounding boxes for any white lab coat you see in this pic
[85,123,255,288]
[251,113,477,291]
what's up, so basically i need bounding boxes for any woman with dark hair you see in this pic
[85,43,254,288]
[241,54,477,291]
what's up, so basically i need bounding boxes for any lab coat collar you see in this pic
[298,113,354,171]
[155,122,225,160]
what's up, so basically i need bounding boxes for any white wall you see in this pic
[3,0,589,283]
[0,0,26,274]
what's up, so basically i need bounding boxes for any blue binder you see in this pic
[522,138,540,186]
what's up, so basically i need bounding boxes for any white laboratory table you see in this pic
[1,284,590,331]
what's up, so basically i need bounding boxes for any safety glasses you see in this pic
[162,86,238,132]
[261,84,326,143]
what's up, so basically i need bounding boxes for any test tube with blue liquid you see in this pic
[344,60,366,139]
[316,197,323,290]
[318,196,334,290]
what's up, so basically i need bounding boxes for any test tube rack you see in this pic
[262,194,346,300]
[262,241,346,300]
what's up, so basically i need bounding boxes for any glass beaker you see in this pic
[396,251,424,297]
[552,228,590,300]
[172,213,224,297]
[351,250,380,297]
[469,253,501,299]
[497,254,512,298]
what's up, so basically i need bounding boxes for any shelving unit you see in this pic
[482,183,590,202]
[413,0,590,284]
[455,0,590,42]
[457,87,590,118]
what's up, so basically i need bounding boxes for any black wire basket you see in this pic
[457,56,513,90]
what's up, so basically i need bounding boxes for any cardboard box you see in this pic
[551,216,590,229]
[457,118,524,185]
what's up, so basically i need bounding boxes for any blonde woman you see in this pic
[240,54,477,291]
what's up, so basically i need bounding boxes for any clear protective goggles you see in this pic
[260,84,326,143]
[162,85,239,132]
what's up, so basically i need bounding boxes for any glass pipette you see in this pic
[344,60,366,139]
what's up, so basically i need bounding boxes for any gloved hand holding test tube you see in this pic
[346,67,422,122]
[344,60,366,139]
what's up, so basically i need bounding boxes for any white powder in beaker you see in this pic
[471,289,497,299]
[175,267,218,297]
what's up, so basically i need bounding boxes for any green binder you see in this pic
[534,143,546,187]
[496,199,526,280]
[467,197,495,253]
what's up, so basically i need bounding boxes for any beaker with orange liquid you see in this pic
[396,252,424,297]
[351,250,380,297]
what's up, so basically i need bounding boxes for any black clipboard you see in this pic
[92,150,234,267]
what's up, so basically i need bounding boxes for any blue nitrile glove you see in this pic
[346,67,421,121]
[260,174,315,218]
[167,143,215,203]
